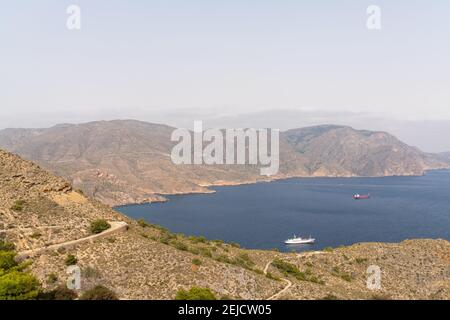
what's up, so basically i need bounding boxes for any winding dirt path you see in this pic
[263,260,293,300]
[18,221,128,259]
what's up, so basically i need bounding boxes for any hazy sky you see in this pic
[1,1,450,151]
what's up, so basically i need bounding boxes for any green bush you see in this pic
[0,271,40,300]
[0,241,15,252]
[265,272,281,281]
[188,236,207,244]
[39,285,77,300]
[80,285,118,300]
[192,258,202,266]
[175,287,216,300]
[172,241,188,251]
[65,254,78,266]
[272,259,324,284]
[137,219,149,228]
[90,219,111,234]
[331,266,353,282]
[10,200,26,212]
[46,273,58,284]
[0,251,18,270]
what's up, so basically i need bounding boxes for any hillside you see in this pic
[438,151,450,163]
[0,149,449,300]
[0,121,447,206]
[282,125,447,177]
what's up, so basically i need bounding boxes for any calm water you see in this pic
[117,170,450,252]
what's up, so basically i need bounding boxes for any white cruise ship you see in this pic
[284,235,315,244]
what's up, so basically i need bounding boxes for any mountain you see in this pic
[282,125,447,177]
[437,151,450,163]
[0,121,447,206]
[1,149,448,299]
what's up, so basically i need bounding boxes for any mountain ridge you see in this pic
[0,120,447,206]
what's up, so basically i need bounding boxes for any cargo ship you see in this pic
[353,193,370,200]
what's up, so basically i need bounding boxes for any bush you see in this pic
[10,200,26,212]
[137,219,149,228]
[175,287,216,300]
[80,285,118,300]
[65,254,78,266]
[39,286,77,300]
[0,271,40,300]
[90,219,111,234]
[188,236,207,244]
[272,259,324,284]
[331,266,353,282]
[10,201,24,211]
[0,251,18,270]
[265,272,281,281]
[173,241,188,251]
[192,258,202,266]
[46,273,58,284]
[0,241,15,252]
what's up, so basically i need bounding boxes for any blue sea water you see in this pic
[117,170,450,252]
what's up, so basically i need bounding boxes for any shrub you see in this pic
[265,272,281,281]
[0,251,18,270]
[137,219,149,228]
[39,286,77,300]
[90,219,111,234]
[192,258,202,266]
[0,271,40,300]
[355,258,368,264]
[0,241,15,252]
[331,266,353,282]
[188,236,207,244]
[65,254,78,266]
[10,200,26,212]
[175,287,216,300]
[198,247,212,258]
[230,242,240,248]
[215,254,232,264]
[30,232,42,239]
[80,285,118,300]
[173,241,188,251]
[272,259,324,284]
[46,273,58,284]
[234,253,255,268]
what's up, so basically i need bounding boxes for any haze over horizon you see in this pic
[2,1,450,152]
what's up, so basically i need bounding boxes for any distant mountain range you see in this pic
[0,120,448,206]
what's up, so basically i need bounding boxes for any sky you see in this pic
[1,1,450,151]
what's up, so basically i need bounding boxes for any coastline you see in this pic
[112,169,450,208]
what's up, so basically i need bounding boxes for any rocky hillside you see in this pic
[0,121,447,206]
[282,125,446,177]
[0,149,448,299]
